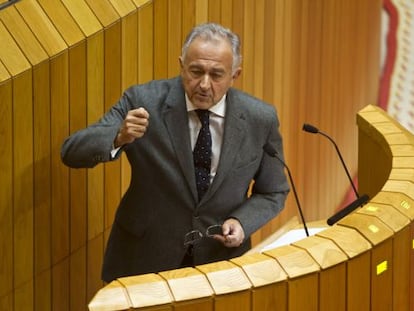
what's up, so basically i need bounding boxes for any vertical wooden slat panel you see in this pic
[68,42,88,311]
[220,0,233,29]
[13,69,34,310]
[168,0,181,76]
[208,0,221,23]
[182,0,195,39]
[33,62,52,311]
[252,0,264,100]
[230,0,244,90]
[301,0,322,221]
[137,1,154,83]
[240,0,255,95]
[154,0,168,79]
[86,31,106,301]
[195,0,208,24]
[70,246,87,310]
[50,51,70,310]
[0,76,13,306]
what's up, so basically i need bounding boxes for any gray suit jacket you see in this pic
[61,77,289,281]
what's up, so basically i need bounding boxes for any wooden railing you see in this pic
[89,105,414,311]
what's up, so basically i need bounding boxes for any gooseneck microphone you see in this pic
[302,123,369,225]
[302,123,359,198]
[263,143,309,237]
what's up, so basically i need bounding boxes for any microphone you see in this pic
[303,123,359,198]
[302,123,369,225]
[263,143,309,237]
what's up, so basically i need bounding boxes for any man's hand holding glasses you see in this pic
[184,218,245,248]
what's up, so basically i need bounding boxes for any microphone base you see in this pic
[327,194,369,226]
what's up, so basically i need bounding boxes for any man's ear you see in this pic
[232,67,242,80]
[178,56,184,69]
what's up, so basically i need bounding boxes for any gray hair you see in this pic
[181,23,242,73]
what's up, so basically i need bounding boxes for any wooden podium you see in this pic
[88,105,414,311]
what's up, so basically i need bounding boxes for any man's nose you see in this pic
[199,74,211,89]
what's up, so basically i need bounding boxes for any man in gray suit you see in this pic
[61,23,290,282]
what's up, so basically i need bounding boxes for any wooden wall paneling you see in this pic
[13,69,35,311]
[250,283,287,311]
[335,0,356,205]
[32,61,52,311]
[229,0,243,91]
[346,252,371,310]
[392,226,411,311]
[264,245,320,311]
[290,0,309,224]
[136,0,154,84]
[338,213,394,311]
[252,0,264,101]
[292,236,348,311]
[356,106,395,198]
[370,240,394,311]
[301,0,322,222]
[196,261,252,311]
[13,3,72,309]
[214,291,251,311]
[288,273,319,311]
[316,225,372,310]
[411,221,414,311]
[167,0,181,76]
[219,0,233,30]
[49,51,70,310]
[365,0,382,106]
[181,0,195,40]
[85,32,106,300]
[262,0,276,105]
[0,17,34,310]
[57,3,108,300]
[0,66,12,311]
[372,189,414,310]
[37,3,90,308]
[159,267,214,311]
[240,0,254,96]
[154,0,168,79]
[70,246,87,310]
[195,0,208,24]
[317,0,339,215]
[207,0,220,23]
[230,253,288,311]
[68,42,88,310]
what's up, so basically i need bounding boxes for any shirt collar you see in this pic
[185,93,226,117]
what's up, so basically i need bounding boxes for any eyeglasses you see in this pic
[184,225,223,247]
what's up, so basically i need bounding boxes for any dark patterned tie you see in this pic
[193,109,212,201]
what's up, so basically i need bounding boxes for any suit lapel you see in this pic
[163,79,199,202]
[206,90,247,200]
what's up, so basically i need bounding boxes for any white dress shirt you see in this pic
[186,94,226,183]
